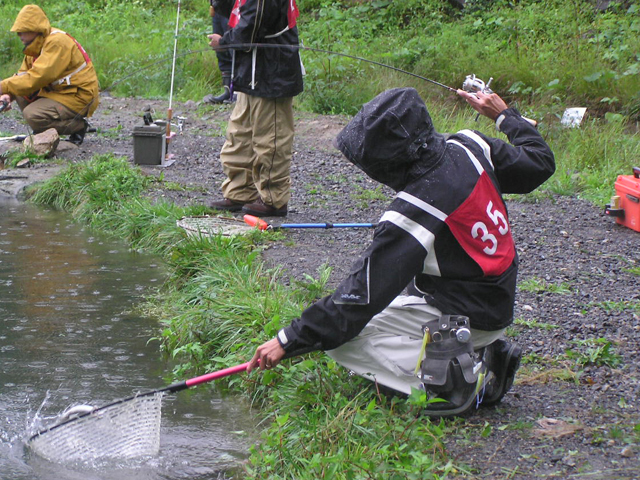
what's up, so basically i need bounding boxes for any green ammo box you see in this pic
[132,125,166,165]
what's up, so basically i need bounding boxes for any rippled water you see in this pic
[0,199,255,480]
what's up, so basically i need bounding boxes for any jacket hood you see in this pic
[10,5,51,35]
[334,87,447,191]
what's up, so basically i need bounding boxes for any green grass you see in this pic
[565,338,622,368]
[626,266,640,276]
[1,149,51,168]
[513,317,560,330]
[518,277,573,295]
[585,299,640,313]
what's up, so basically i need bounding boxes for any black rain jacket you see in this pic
[277,88,555,355]
[218,0,303,98]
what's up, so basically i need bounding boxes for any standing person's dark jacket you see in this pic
[218,0,303,98]
[275,88,555,355]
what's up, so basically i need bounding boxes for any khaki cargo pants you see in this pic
[220,93,294,209]
[16,96,86,135]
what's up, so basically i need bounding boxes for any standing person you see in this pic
[207,0,304,217]
[246,87,555,416]
[202,0,235,104]
[0,4,99,145]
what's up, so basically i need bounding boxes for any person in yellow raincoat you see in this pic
[0,4,99,145]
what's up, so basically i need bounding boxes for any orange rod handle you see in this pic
[244,214,269,231]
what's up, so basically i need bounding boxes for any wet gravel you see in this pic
[1,93,639,478]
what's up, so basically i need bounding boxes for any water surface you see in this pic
[0,199,255,480]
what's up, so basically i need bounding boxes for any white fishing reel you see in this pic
[462,74,538,127]
[462,74,493,95]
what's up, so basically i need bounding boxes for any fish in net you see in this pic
[28,392,163,463]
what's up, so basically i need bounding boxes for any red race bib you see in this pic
[445,172,515,276]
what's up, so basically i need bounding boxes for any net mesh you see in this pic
[177,215,254,237]
[28,393,163,463]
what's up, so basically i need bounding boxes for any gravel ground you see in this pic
[1,94,639,479]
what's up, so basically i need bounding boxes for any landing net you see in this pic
[28,392,163,463]
[177,215,254,237]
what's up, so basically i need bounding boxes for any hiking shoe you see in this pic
[68,130,85,145]
[242,198,287,217]
[480,339,522,407]
[204,73,234,104]
[209,198,246,212]
[68,119,94,145]
[203,90,236,104]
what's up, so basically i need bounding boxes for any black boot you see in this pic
[68,119,89,145]
[480,339,522,407]
[203,73,233,104]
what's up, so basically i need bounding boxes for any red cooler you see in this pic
[605,167,640,232]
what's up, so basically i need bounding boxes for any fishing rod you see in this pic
[167,0,182,148]
[244,214,378,231]
[107,42,536,125]
[107,43,457,94]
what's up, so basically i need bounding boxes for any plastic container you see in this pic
[132,125,166,165]
[605,167,640,233]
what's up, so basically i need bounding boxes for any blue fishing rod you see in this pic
[244,215,377,231]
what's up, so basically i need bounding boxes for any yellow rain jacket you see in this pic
[0,5,99,116]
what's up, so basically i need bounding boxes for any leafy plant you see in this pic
[565,338,622,368]
[513,317,560,330]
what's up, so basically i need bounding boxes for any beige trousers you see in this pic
[327,295,506,395]
[220,93,294,209]
[16,96,86,135]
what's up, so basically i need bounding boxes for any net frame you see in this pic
[26,361,254,464]
[176,215,254,237]
[28,392,163,463]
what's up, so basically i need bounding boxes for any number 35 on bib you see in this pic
[445,173,516,276]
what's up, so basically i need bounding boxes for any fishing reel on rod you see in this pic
[460,73,538,127]
[462,74,493,95]
[0,100,9,113]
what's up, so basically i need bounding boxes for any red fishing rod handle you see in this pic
[185,362,251,388]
